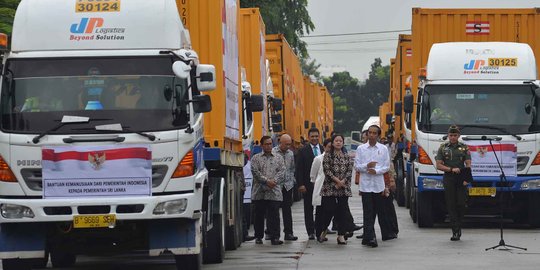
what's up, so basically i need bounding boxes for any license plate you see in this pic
[73,214,116,228]
[469,187,496,196]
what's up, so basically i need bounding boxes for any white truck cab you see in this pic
[404,42,540,227]
[0,1,216,269]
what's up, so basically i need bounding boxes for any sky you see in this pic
[304,0,540,80]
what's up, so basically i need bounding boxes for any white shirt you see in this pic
[354,142,390,193]
[309,153,325,206]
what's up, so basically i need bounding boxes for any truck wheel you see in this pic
[409,187,417,223]
[175,253,202,270]
[395,159,405,207]
[417,191,434,228]
[2,259,32,270]
[405,168,411,209]
[529,193,540,228]
[29,251,49,269]
[50,250,76,268]
[203,180,225,264]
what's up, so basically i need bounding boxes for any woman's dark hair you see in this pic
[323,138,332,147]
[330,134,345,153]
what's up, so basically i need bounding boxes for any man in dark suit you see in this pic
[296,127,323,240]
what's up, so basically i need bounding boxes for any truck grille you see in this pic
[20,165,169,192]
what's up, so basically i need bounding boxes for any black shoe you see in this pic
[344,232,353,240]
[265,234,272,240]
[450,229,460,241]
[458,228,462,238]
[271,239,284,245]
[244,235,256,242]
[326,229,337,235]
[308,234,316,240]
[284,234,298,241]
[255,238,263,244]
[382,233,397,241]
[365,239,378,248]
[356,234,364,239]
[353,225,363,231]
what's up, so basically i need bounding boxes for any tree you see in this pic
[323,58,390,135]
[0,0,20,35]
[301,58,321,80]
[240,0,314,58]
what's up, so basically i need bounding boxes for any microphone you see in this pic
[481,135,487,140]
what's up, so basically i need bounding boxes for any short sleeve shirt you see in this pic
[435,142,471,169]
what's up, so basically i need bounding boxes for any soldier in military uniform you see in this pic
[435,125,471,241]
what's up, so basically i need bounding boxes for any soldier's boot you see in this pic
[450,228,460,241]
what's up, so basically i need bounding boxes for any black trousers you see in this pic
[314,205,323,236]
[254,200,281,240]
[443,174,468,230]
[361,192,390,241]
[380,192,399,235]
[302,182,315,235]
[319,196,350,236]
[242,202,252,237]
[281,187,294,234]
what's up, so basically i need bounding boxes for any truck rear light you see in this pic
[0,155,17,182]
[172,150,194,178]
[418,146,432,165]
[532,152,540,165]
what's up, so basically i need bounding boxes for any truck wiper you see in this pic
[460,124,522,140]
[95,124,156,141]
[33,116,92,144]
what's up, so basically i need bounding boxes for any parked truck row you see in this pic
[381,8,540,228]
[0,0,333,270]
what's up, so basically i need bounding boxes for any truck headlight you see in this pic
[422,178,443,189]
[0,204,35,219]
[153,199,188,215]
[521,180,540,190]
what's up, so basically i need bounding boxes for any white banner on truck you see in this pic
[42,145,152,198]
[466,141,517,177]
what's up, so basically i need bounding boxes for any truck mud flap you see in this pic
[0,223,46,259]
[148,219,198,256]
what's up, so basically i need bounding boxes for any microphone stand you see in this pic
[484,138,526,251]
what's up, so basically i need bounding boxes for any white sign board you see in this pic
[243,160,252,204]
[42,145,152,198]
[465,141,517,177]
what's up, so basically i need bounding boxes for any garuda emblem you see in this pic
[88,152,106,170]
[476,147,488,158]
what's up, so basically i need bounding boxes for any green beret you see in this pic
[448,125,460,134]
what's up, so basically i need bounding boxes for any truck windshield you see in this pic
[1,56,190,134]
[419,84,540,134]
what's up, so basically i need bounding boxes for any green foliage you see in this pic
[0,0,20,35]
[301,58,321,80]
[240,0,314,58]
[323,58,390,135]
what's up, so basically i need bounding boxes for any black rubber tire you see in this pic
[405,167,412,209]
[409,188,417,223]
[395,159,405,207]
[528,193,540,228]
[50,250,76,268]
[417,191,434,228]
[203,213,225,264]
[175,253,202,270]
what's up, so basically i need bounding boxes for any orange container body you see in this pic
[266,34,305,146]
[411,8,540,139]
[302,76,317,139]
[239,8,268,143]
[177,0,242,152]
[394,34,413,143]
[323,87,333,138]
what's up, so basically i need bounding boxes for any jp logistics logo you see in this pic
[464,59,499,74]
[69,17,126,41]
[71,18,104,34]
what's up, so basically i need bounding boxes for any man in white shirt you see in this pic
[354,125,390,248]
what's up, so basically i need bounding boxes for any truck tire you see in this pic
[417,191,434,228]
[175,253,202,270]
[529,193,540,228]
[203,212,225,263]
[395,159,405,207]
[409,187,417,223]
[2,259,32,270]
[50,250,76,268]
[405,168,412,209]
[29,251,49,269]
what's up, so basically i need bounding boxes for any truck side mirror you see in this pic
[404,94,414,114]
[191,95,212,113]
[196,64,216,92]
[385,113,393,125]
[172,61,191,79]
[272,98,283,111]
[271,114,282,122]
[394,101,402,116]
[272,123,282,133]
[248,94,264,112]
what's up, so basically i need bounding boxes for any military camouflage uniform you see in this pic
[435,141,471,232]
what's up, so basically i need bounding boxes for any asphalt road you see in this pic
[2,191,539,270]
